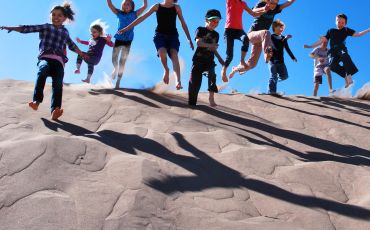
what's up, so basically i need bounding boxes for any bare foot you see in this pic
[28,101,39,111]
[228,66,238,79]
[209,97,217,107]
[345,81,353,88]
[51,107,64,121]
[74,69,80,74]
[221,66,228,82]
[81,78,90,84]
[329,89,336,94]
[162,69,169,84]
[176,81,183,90]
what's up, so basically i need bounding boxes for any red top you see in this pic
[225,0,247,30]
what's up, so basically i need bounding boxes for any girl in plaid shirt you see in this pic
[1,2,86,120]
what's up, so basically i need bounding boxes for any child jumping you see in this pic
[267,19,296,94]
[220,0,258,82]
[304,14,370,88]
[118,0,194,90]
[229,0,297,79]
[107,0,148,89]
[304,38,335,96]
[0,2,86,120]
[75,20,114,84]
[188,9,225,107]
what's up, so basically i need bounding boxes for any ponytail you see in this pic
[51,2,75,21]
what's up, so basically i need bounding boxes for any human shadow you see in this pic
[220,122,370,167]
[41,118,370,219]
[88,88,160,109]
[246,95,370,131]
[148,132,370,220]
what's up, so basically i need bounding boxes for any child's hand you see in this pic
[117,28,127,35]
[81,52,89,60]
[106,34,112,41]
[189,40,194,50]
[76,37,82,44]
[286,34,293,39]
[304,44,311,48]
[293,58,298,62]
[1,26,12,33]
[208,43,219,52]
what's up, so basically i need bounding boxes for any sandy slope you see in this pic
[0,79,369,230]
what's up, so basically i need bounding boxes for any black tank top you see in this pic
[155,4,178,36]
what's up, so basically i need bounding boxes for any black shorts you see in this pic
[314,75,323,84]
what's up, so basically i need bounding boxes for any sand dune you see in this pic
[0,79,369,230]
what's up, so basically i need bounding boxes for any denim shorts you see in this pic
[153,33,180,57]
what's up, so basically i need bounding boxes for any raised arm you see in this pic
[304,37,326,48]
[176,5,194,50]
[243,2,260,17]
[279,0,296,10]
[117,4,158,34]
[252,4,269,17]
[352,28,370,37]
[136,0,148,16]
[106,0,119,14]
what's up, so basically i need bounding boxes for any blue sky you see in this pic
[1,0,369,96]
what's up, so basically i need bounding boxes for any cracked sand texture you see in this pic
[0,80,369,230]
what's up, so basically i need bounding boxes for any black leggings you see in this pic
[224,28,249,67]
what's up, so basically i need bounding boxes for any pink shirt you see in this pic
[225,0,247,30]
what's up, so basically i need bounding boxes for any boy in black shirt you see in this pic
[268,19,297,94]
[305,14,370,88]
[188,9,225,107]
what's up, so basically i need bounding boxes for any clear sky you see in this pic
[1,0,369,96]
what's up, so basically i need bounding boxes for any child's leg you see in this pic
[50,60,64,118]
[82,63,94,83]
[170,49,182,90]
[32,60,51,109]
[240,34,250,66]
[207,67,218,107]
[313,75,322,96]
[268,63,278,94]
[324,67,334,93]
[241,32,264,71]
[111,46,122,79]
[188,64,204,106]
[117,45,131,79]
[329,55,346,78]
[75,54,83,74]
[340,52,358,87]
[158,48,170,84]
[277,63,289,82]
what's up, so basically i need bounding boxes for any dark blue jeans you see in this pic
[268,62,288,94]
[34,58,64,112]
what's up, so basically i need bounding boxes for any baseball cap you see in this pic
[205,9,221,20]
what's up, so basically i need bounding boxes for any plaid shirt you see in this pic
[21,23,78,63]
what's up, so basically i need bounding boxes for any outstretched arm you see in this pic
[352,28,370,37]
[117,4,157,34]
[136,0,148,16]
[76,37,89,45]
[280,0,296,10]
[304,37,326,48]
[243,2,259,17]
[1,26,25,33]
[176,5,194,50]
[106,0,119,14]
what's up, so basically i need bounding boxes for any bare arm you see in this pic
[214,50,225,66]
[136,0,148,16]
[279,0,296,10]
[195,38,218,49]
[304,37,326,48]
[106,0,119,14]
[243,3,259,17]
[117,4,158,34]
[252,5,269,17]
[176,5,194,50]
[352,28,370,37]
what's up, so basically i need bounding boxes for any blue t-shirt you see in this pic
[114,10,138,42]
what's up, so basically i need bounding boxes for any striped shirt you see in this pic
[21,23,78,63]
